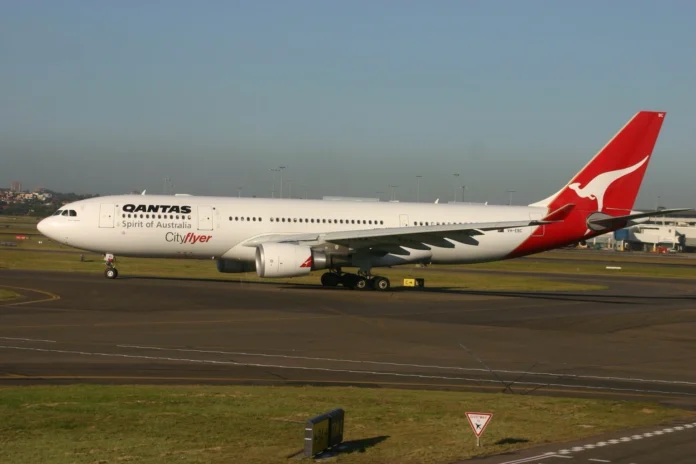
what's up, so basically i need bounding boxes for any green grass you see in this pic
[0,385,690,464]
[0,249,603,292]
[0,289,19,301]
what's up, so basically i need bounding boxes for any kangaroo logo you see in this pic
[568,156,649,212]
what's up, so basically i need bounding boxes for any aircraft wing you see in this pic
[587,208,693,229]
[242,219,551,250]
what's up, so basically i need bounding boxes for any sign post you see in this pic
[465,412,493,447]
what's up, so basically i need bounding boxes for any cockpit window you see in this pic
[61,210,68,216]
[69,210,77,217]
[53,209,64,216]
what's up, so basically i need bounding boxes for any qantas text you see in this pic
[123,204,192,214]
[166,232,212,244]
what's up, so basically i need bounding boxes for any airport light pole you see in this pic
[238,187,242,198]
[461,185,466,203]
[389,185,397,201]
[270,168,280,198]
[279,166,286,198]
[416,175,422,202]
[453,174,460,202]
[507,189,515,205]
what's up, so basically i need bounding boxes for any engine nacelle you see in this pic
[255,243,329,278]
[216,259,256,274]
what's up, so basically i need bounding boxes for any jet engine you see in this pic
[216,259,256,273]
[255,243,330,278]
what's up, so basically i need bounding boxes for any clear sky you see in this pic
[2,1,694,207]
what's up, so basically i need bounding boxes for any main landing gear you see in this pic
[320,270,391,291]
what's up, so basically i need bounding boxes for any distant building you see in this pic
[11,181,22,193]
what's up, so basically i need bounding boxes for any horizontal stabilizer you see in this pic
[542,203,575,222]
[587,208,693,230]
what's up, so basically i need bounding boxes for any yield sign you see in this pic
[466,412,492,438]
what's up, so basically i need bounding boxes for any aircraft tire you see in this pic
[105,268,118,279]
[353,277,368,290]
[321,272,340,287]
[373,276,390,291]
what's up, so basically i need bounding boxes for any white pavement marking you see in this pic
[0,344,694,396]
[543,422,696,461]
[0,336,55,343]
[497,453,569,464]
[115,344,696,387]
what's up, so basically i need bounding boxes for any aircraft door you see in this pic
[198,205,214,231]
[399,214,409,227]
[530,212,544,236]
[99,204,115,228]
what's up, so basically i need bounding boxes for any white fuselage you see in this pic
[39,194,547,266]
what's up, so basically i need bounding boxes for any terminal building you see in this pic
[613,211,696,252]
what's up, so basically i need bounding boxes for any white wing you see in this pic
[241,219,549,252]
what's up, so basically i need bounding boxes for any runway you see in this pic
[2,269,696,402]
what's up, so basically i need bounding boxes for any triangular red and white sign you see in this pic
[466,412,492,437]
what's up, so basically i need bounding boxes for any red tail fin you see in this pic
[531,111,666,215]
[510,111,667,259]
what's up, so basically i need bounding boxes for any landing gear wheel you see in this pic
[321,272,340,287]
[354,277,368,290]
[373,276,390,291]
[105,268,118,279]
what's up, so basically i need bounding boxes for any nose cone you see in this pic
[37,218,47,235]
[37,217,54,239]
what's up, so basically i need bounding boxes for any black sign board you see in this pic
[304,408,345,457]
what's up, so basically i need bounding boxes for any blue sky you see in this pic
[2,1,694,206]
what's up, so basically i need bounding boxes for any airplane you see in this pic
[38,111,689,291]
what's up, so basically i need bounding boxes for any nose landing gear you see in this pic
[103,253,118,279]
